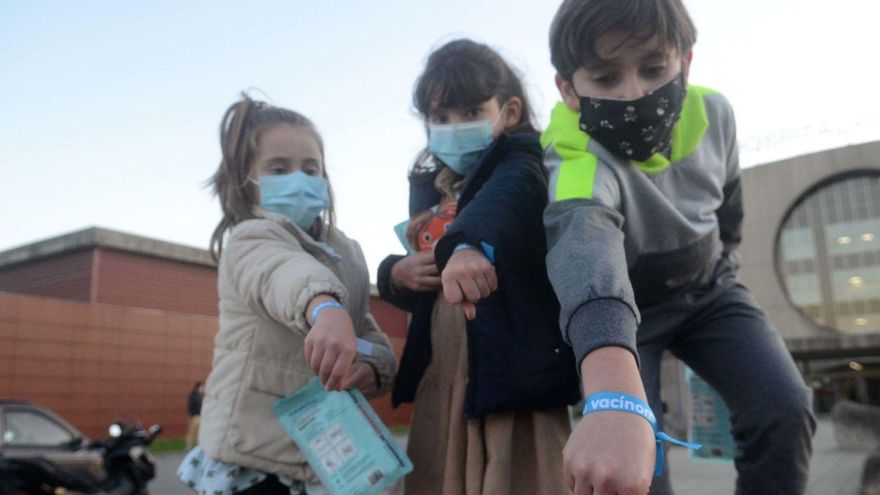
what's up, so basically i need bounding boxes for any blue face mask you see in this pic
[254,171,330,230]
[428,120,495,176]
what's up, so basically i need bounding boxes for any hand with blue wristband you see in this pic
[564,347,657,495]
[441,242,497,320]
[303,295,356,392]
[309,300,344,325]
[582,392,701,477]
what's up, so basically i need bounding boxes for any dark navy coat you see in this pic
[377,132,580,419]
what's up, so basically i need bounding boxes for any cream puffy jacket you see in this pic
[199,208,396,482]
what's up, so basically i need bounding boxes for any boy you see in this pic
[542,1,815,493]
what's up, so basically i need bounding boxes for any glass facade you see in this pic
[777,173,880,335]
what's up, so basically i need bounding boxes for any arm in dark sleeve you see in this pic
[434,150,547,271]
[376,171,442,311]
[376,254,419,311]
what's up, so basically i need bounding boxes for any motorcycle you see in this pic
[0,422,162,495]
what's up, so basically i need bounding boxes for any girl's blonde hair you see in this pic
[208,93,336,261]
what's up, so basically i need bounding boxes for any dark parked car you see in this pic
[0,400,104,480]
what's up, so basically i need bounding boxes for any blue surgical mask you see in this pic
[428,120,495,176]
[253,171,330,230]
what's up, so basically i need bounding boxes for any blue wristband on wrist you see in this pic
[309,300,344,326]
[453,241,496,264]
[582,391,701,476]
[356,338,374,356]
[453,243,476,253]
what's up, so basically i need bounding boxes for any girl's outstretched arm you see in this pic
[226,219,350,332]
[304,294,356,391]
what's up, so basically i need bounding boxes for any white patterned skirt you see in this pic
[177,447,328,495]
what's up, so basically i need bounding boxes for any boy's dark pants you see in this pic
[638,283,816,495]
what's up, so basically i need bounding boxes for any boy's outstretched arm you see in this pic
[567,347,655,495]
[545,198,656,494]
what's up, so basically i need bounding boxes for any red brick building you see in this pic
[0,227,411,438]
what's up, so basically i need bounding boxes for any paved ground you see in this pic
[151,417,868,494]
[665,415,866,494]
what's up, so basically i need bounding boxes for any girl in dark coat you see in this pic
[376,39,580,495]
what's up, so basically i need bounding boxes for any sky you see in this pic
[2,0,879,280]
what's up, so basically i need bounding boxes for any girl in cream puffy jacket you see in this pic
[179,94,396,494]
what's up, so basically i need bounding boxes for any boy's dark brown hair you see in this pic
[550,0,697,81]
[208,93,336,262]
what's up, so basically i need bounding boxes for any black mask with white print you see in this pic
[577,72,687,162]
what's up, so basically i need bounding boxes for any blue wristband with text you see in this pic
[582,392,701,476]
[309,300,344,326]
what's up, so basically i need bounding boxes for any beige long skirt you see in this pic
[404,297,571,495]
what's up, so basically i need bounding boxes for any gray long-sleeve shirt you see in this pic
[541,85,743,367]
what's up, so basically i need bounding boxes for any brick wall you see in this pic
[0,251,93,302]
[0,292,412,439]
[94,249,219,317]
[0,292,214,438]
[0,248,220,317]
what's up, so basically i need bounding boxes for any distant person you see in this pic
[376,39,580,495]
[184,381,204,451]
[542,0,816,493]
[177,94,397,495]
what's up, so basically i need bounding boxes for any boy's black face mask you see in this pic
[576,72,687,162]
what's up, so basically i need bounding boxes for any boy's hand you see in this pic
[391,251,442,292]
[566,346,655,495]
[304,296,356,392]
[441,247,497,320]
[565,410,655,494]
[340,361,380,399]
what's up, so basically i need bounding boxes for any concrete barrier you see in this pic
[831,400,880,452]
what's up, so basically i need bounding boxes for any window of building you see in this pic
[777,173,880,335]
